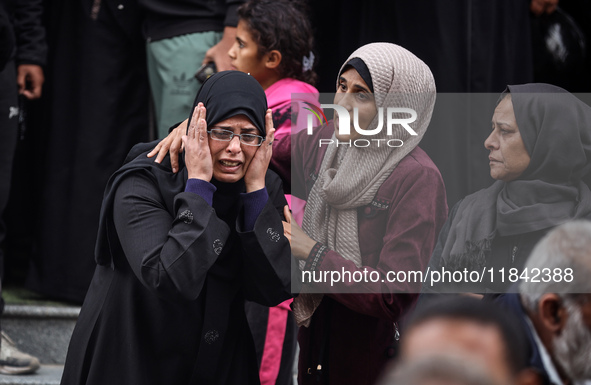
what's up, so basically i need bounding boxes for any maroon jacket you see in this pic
[292,122,448,384]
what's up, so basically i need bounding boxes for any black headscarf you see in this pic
[189,71,268,136]
[339,57,374,92]
[441,83,591,271]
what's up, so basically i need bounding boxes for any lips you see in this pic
[220,159,241,167]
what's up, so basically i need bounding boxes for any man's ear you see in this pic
[538,294,567,333]
[265,50,282,70]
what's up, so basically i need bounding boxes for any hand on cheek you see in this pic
[244,109,274,192]
[183,104,213,181]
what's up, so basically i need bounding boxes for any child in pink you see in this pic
[228,1,319,384]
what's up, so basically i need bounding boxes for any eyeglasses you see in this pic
[207,128,264,146]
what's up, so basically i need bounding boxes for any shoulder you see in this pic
[380,146,445,193]
[396,146,441,175]
[373,147,448,219]
[264,168,284,193]
[110,141,183,201]
[265,78,318,107]
[293,121,333,167]
[123,140,160,164]
[266,78,318,95]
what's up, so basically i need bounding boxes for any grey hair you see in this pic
[519,220,591,312]
[379,355,503,385]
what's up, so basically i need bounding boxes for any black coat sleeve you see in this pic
[0,4,15,70]
[13,0,47,66]
[113,172,231,302]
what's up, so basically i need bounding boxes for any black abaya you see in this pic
[26,0,150,302]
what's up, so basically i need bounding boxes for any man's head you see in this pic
[379,355,503,385]
[519,220,591,383]
[400,296,530,385]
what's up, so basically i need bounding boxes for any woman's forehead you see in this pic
[212,114,257,130]
[339,67,371,92]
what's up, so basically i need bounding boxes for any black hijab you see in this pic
[339,58,374,92]
[189,70,268,136]
[95,71,269,267]
[441,83,591,271]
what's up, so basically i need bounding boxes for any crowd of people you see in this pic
[1,0,591,384]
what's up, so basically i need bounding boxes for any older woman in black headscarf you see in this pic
[425,83,591,294]
[60,71,292,385]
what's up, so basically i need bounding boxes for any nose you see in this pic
[228,43,236,60]
[335,92,354,112]
[226,135,242,153]
[484,129,498,150]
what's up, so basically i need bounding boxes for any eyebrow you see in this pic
[339,76,371,93]
[492,121,513,128]
[214,126,257,133]
[236,36,245,45]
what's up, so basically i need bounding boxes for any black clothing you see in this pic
[496,293,552,385]
[0,62,17,330]
[138,0,243,41]
[27,0,150,302]
[61,142,292,385]
[425,198,591,294]
[1,0,46,66]
[424,200,549,293]
[0,0,45,318]
[0,5,15,70]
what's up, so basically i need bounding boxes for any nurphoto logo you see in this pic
[304,102,418,148]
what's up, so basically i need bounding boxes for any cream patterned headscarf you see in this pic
[293,43,436,327]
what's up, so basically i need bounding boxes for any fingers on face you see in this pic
[266,109,275,140]
[189,103,207,139]
[198,118,208,142]
[189,107,199,138]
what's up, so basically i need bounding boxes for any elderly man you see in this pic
[501,220,591,385]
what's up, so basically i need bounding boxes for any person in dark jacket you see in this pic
[0,0,45,375]
[424,84,591,295]
[60,71,292,385]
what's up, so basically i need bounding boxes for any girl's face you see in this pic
[228,20,271,85]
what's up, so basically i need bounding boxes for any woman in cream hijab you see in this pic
[285,43,447,384]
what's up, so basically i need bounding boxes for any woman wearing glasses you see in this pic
[61,71,292,385]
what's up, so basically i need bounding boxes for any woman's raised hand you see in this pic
[282,205,316,260]
[183,104,213,181]
[244,109,275,193]
[147,120,187,173]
